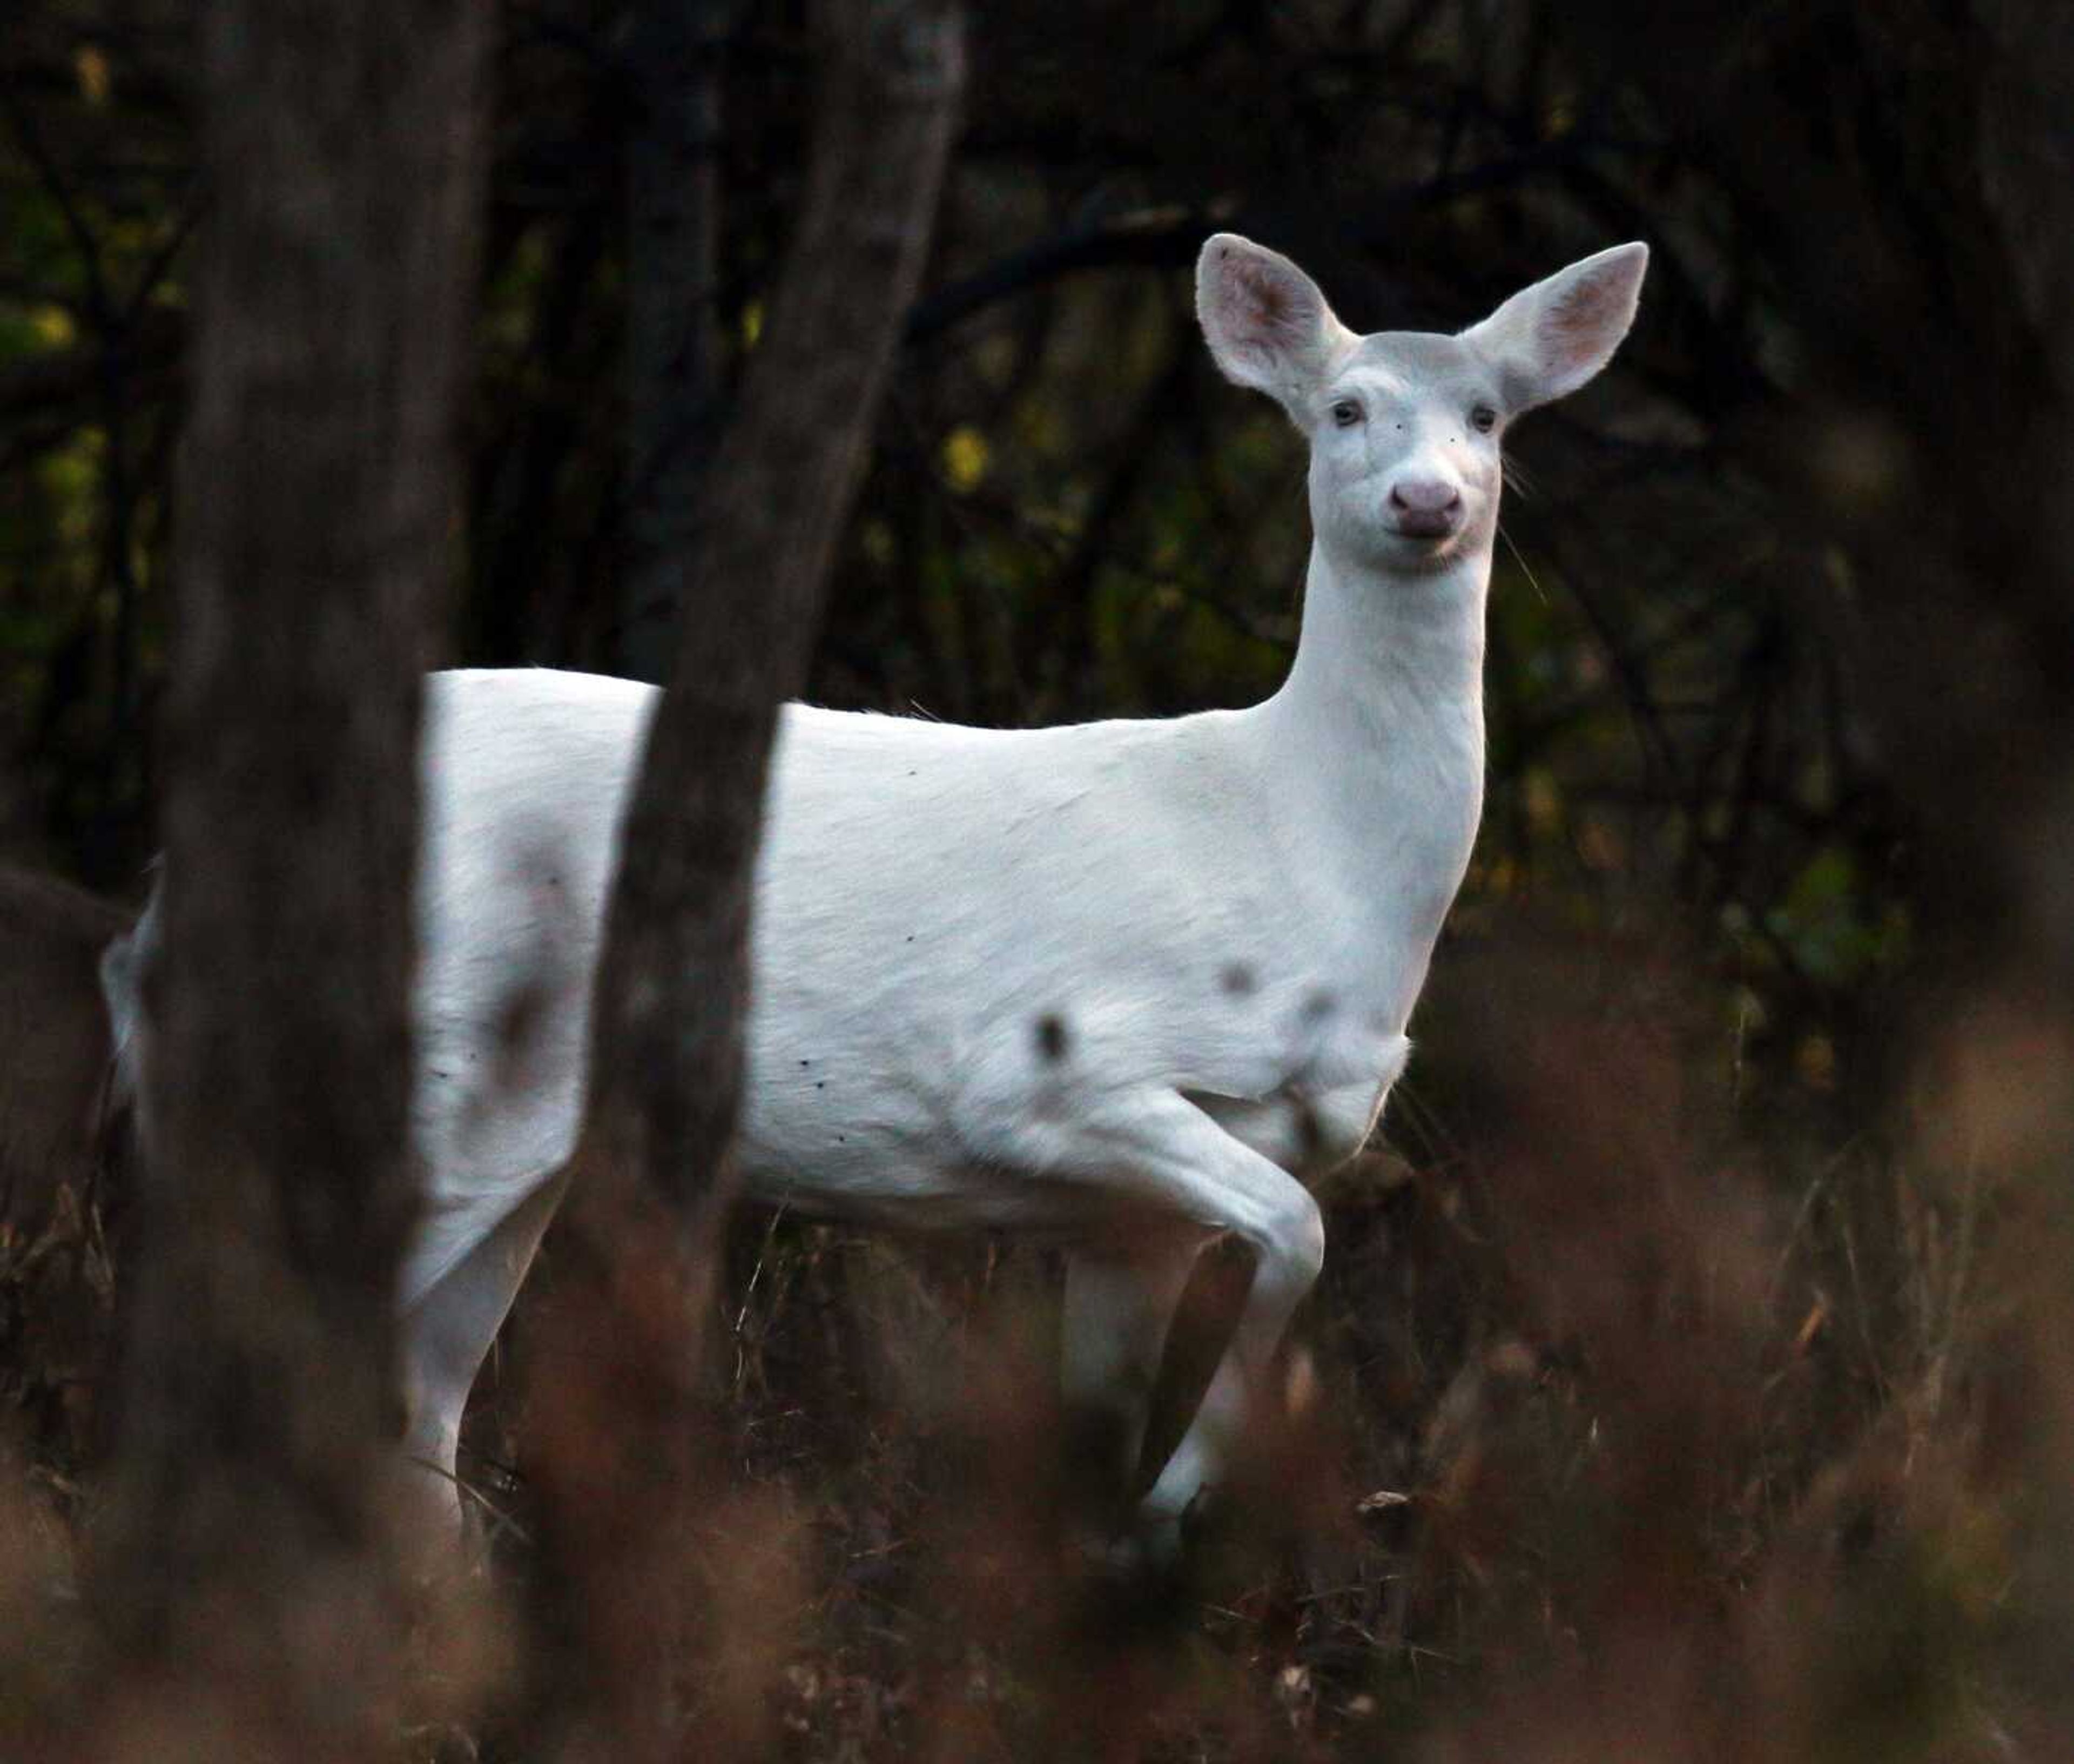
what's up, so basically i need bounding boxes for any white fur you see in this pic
[109,233,1646,1551]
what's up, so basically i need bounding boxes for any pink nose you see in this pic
[1389,479,1462,537]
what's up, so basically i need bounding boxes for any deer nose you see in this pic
[1389,478,1462,537]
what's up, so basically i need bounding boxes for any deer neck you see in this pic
[1275,540,1490,738]
[1250,537,1491,997]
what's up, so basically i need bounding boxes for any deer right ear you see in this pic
[1196,234,1358,418]
[1459,243,1648,413]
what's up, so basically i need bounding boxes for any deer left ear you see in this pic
[1461,243,1648,413]
[1196,234,1360,419]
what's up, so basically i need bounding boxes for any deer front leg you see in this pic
[1129,1200,1327,1559]
[1060,1232,1204,1533]
[1135,1295,1294,1550]
[962,1086,1326,1561]
[1191,1074,1392,1175]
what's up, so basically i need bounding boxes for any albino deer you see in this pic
[107,233,1646,1558]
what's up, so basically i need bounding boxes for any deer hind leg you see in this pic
[399,1169,569,1543]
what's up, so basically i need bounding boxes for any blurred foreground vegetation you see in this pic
[3,1,2072,1758]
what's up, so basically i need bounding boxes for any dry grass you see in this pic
[0,912,2065,1760]
[410,918,2071,1761]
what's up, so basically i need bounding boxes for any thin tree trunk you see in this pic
[527,1,963,1754]
[95,1,487,1752]
[617,0,735,682]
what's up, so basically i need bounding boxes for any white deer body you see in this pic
[112,234,1646,1553]
[412,614,1465,1287]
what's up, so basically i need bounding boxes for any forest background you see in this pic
[2,1,2072,1759]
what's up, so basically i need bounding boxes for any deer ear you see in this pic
[1461,243,1648,413]
[1196,234,1358,418]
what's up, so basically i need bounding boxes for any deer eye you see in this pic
[1470,405,1499,434]
[1330,399,1363,428]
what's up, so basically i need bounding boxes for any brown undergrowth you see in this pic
[0,915,2063,1760]
[413,916,2071,1761]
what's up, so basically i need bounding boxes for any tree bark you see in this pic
[93,1,488,1752]
[526,0,964,1754]
[617,0,736,682]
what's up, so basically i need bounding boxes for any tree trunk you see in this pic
[526,1,964,1754]
[617,0,736,682]
[93,1,488,1753]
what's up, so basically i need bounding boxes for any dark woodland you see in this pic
[1,1,2071,1758]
